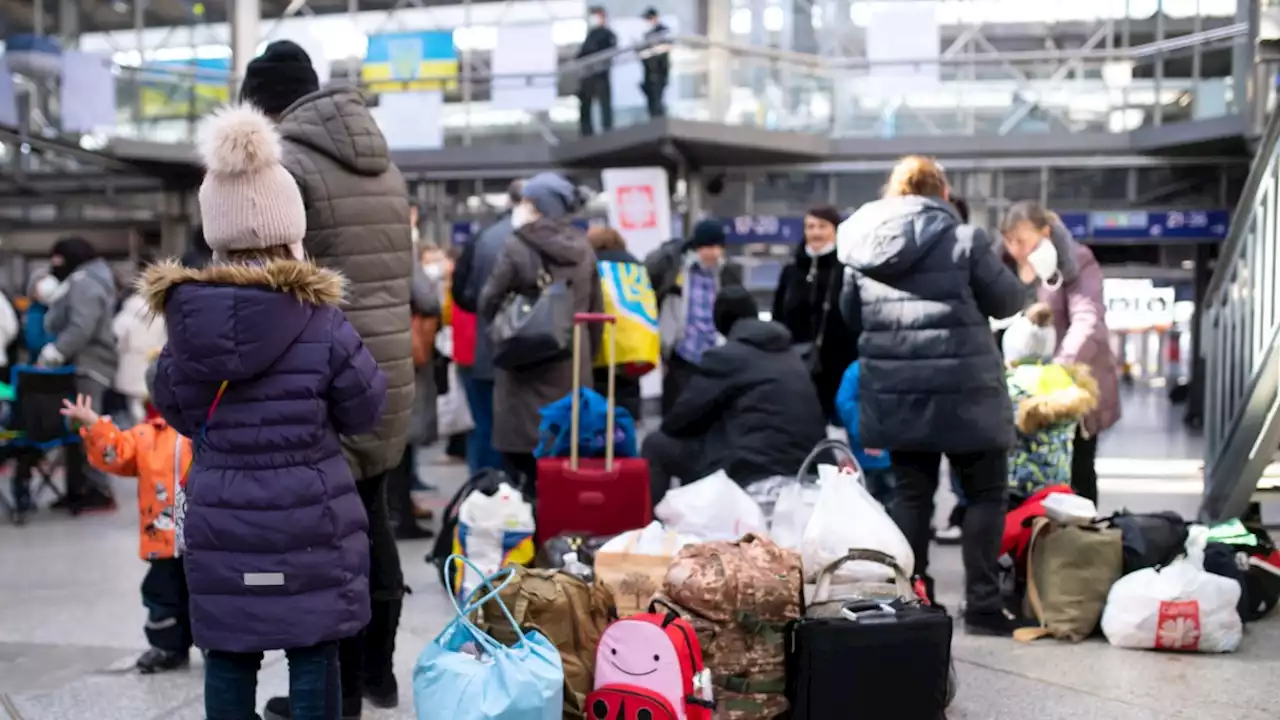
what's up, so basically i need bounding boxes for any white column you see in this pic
[705,0,731,122]
[231,0,262,99]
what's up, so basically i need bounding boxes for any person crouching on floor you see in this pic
[60,362,193,674]
[1001,303,1099,506]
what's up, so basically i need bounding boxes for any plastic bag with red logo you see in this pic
[1100,557,1242,653]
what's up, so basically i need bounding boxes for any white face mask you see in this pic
[512,204,537,230]
[589,14,604,27]
[804,242,836,258]
[35,276,61,303]
[423,263,445,281]
[1027,237,1062,290]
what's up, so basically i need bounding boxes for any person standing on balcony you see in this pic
[640,7,671,119]
[1001,201,1120,504]
[577,5,618,136]
[239,39,414,719]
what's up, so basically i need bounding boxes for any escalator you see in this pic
[1200,107,1280,522]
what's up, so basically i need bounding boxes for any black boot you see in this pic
[362,598,402,708]
[135,647,190,674]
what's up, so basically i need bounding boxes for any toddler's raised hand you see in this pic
[59,394,100,427]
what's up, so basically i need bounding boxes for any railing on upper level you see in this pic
[1199,104,1280,523]
[4,22,1252,150]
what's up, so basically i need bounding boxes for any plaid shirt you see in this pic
[677,263,718,363]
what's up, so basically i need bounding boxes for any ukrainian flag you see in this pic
[362,31,458,93]
[139,58,230,119]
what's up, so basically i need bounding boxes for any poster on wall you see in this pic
[372,91,444,149]
[491,24,557,111]
[137,58,230,120]
[60,51,117,133]
[0,59,17,127]
[1104,279,1176,332]
[363,31,458,93]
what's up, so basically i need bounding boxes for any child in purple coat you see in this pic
[141,104,387,720]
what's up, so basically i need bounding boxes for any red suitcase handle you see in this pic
[571,314,619,472]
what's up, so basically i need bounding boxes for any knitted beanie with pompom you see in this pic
[196,104,306,260]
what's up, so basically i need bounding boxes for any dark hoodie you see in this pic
[662,318,827,485]
[478,218,605,453]
[277,85,414,482]
[839,195,1035,454]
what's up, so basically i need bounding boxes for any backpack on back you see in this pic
[587,610,714,720]
[474,566,618,720]
[658,534,803,719]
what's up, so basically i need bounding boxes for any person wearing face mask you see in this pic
[771,205,856,419]
[478,173,604,487]
[655,219,744,416]
[40,236,119,513]
[1000,201,1119,504]
[837,155,1038,636]
[639,7,671,119]
[577,5,618,136]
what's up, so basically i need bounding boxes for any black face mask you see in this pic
[50,262,71,282]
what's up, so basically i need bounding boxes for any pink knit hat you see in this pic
[196,104,306,260]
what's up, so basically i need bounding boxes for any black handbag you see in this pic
[1104,510,1188,574]
[489,239,575,371]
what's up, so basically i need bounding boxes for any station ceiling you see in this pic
[4,0,505,35]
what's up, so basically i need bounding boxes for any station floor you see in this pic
[1,388,1278,720]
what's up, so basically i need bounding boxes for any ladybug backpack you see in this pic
[587,608,715,720]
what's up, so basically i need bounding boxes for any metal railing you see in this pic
[1200,105,1280,522]
[4,23,1252,149]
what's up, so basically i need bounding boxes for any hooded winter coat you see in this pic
[45,257,118,388]
[141,259,388,653]
[839,196,1036,454]
[662,318,827,485]
[772,242,857,419]
[277,86,413,481]
[478,218,604,453]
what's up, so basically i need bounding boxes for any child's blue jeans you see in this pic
[205,641,340,720]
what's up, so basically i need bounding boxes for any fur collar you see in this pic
[1016,364,1100,434]
[138,259,346,315]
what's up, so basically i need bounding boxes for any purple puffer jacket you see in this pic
[142,259,388,653]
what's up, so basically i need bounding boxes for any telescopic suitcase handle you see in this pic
[571,313,617,471]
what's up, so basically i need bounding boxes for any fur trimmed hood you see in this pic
[138,259,346,315]
[1013,363,1100,434]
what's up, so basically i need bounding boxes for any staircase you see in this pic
[1200,107,1280,523]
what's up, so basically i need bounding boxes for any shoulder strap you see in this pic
[1013,516,1055,643]
[180,380,229,486]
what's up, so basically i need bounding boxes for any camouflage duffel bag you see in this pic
[657,534,803,719]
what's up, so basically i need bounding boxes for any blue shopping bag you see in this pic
[533,388,637,460]
[413,555,563,720]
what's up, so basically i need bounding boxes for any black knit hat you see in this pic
[689,219,727,249]
[714,286,758,336]
[805,205,842,228]
[239,40,320,117]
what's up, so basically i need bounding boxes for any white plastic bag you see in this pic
[655,470,768,541]
[770,481,821,551]
[598,521,701,555]
[801,464,915,583]
[437,363,475,437]
[455,482,535,600]
[1041,494,1098,526]
[1100,558,1242,653]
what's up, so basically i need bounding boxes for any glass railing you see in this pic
[1199,105,1280,523]
[10,23,1250,150]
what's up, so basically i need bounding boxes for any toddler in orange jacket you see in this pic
[62,390,194,674]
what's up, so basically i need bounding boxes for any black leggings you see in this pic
[1071,428,1099,504]
[890,449,1007,615]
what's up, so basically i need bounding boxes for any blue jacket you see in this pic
[24,303,53,357]
[835,361,892,471]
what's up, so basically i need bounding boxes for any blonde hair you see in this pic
[587,226,626,252]
[883,155,949,199]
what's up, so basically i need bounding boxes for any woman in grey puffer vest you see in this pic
[838,156,1040,637]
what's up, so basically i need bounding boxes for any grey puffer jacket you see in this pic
[478,218,604,454]
[46,257,117,388]
[278,86,414,480]
[840,196,1035,454]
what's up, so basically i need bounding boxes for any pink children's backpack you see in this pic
[586,608,714,720]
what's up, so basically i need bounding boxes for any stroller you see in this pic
[0,365,85,524]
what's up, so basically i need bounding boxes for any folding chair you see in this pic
[3,365,80,516]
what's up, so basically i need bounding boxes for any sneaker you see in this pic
[135,648,190,674]
[933,525,963,545]
[964,608,1036,637]
[263,696,361,720]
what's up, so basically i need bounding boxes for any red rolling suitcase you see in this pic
[536,312,652,540]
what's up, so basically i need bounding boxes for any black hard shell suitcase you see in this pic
[787,549,954,719]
